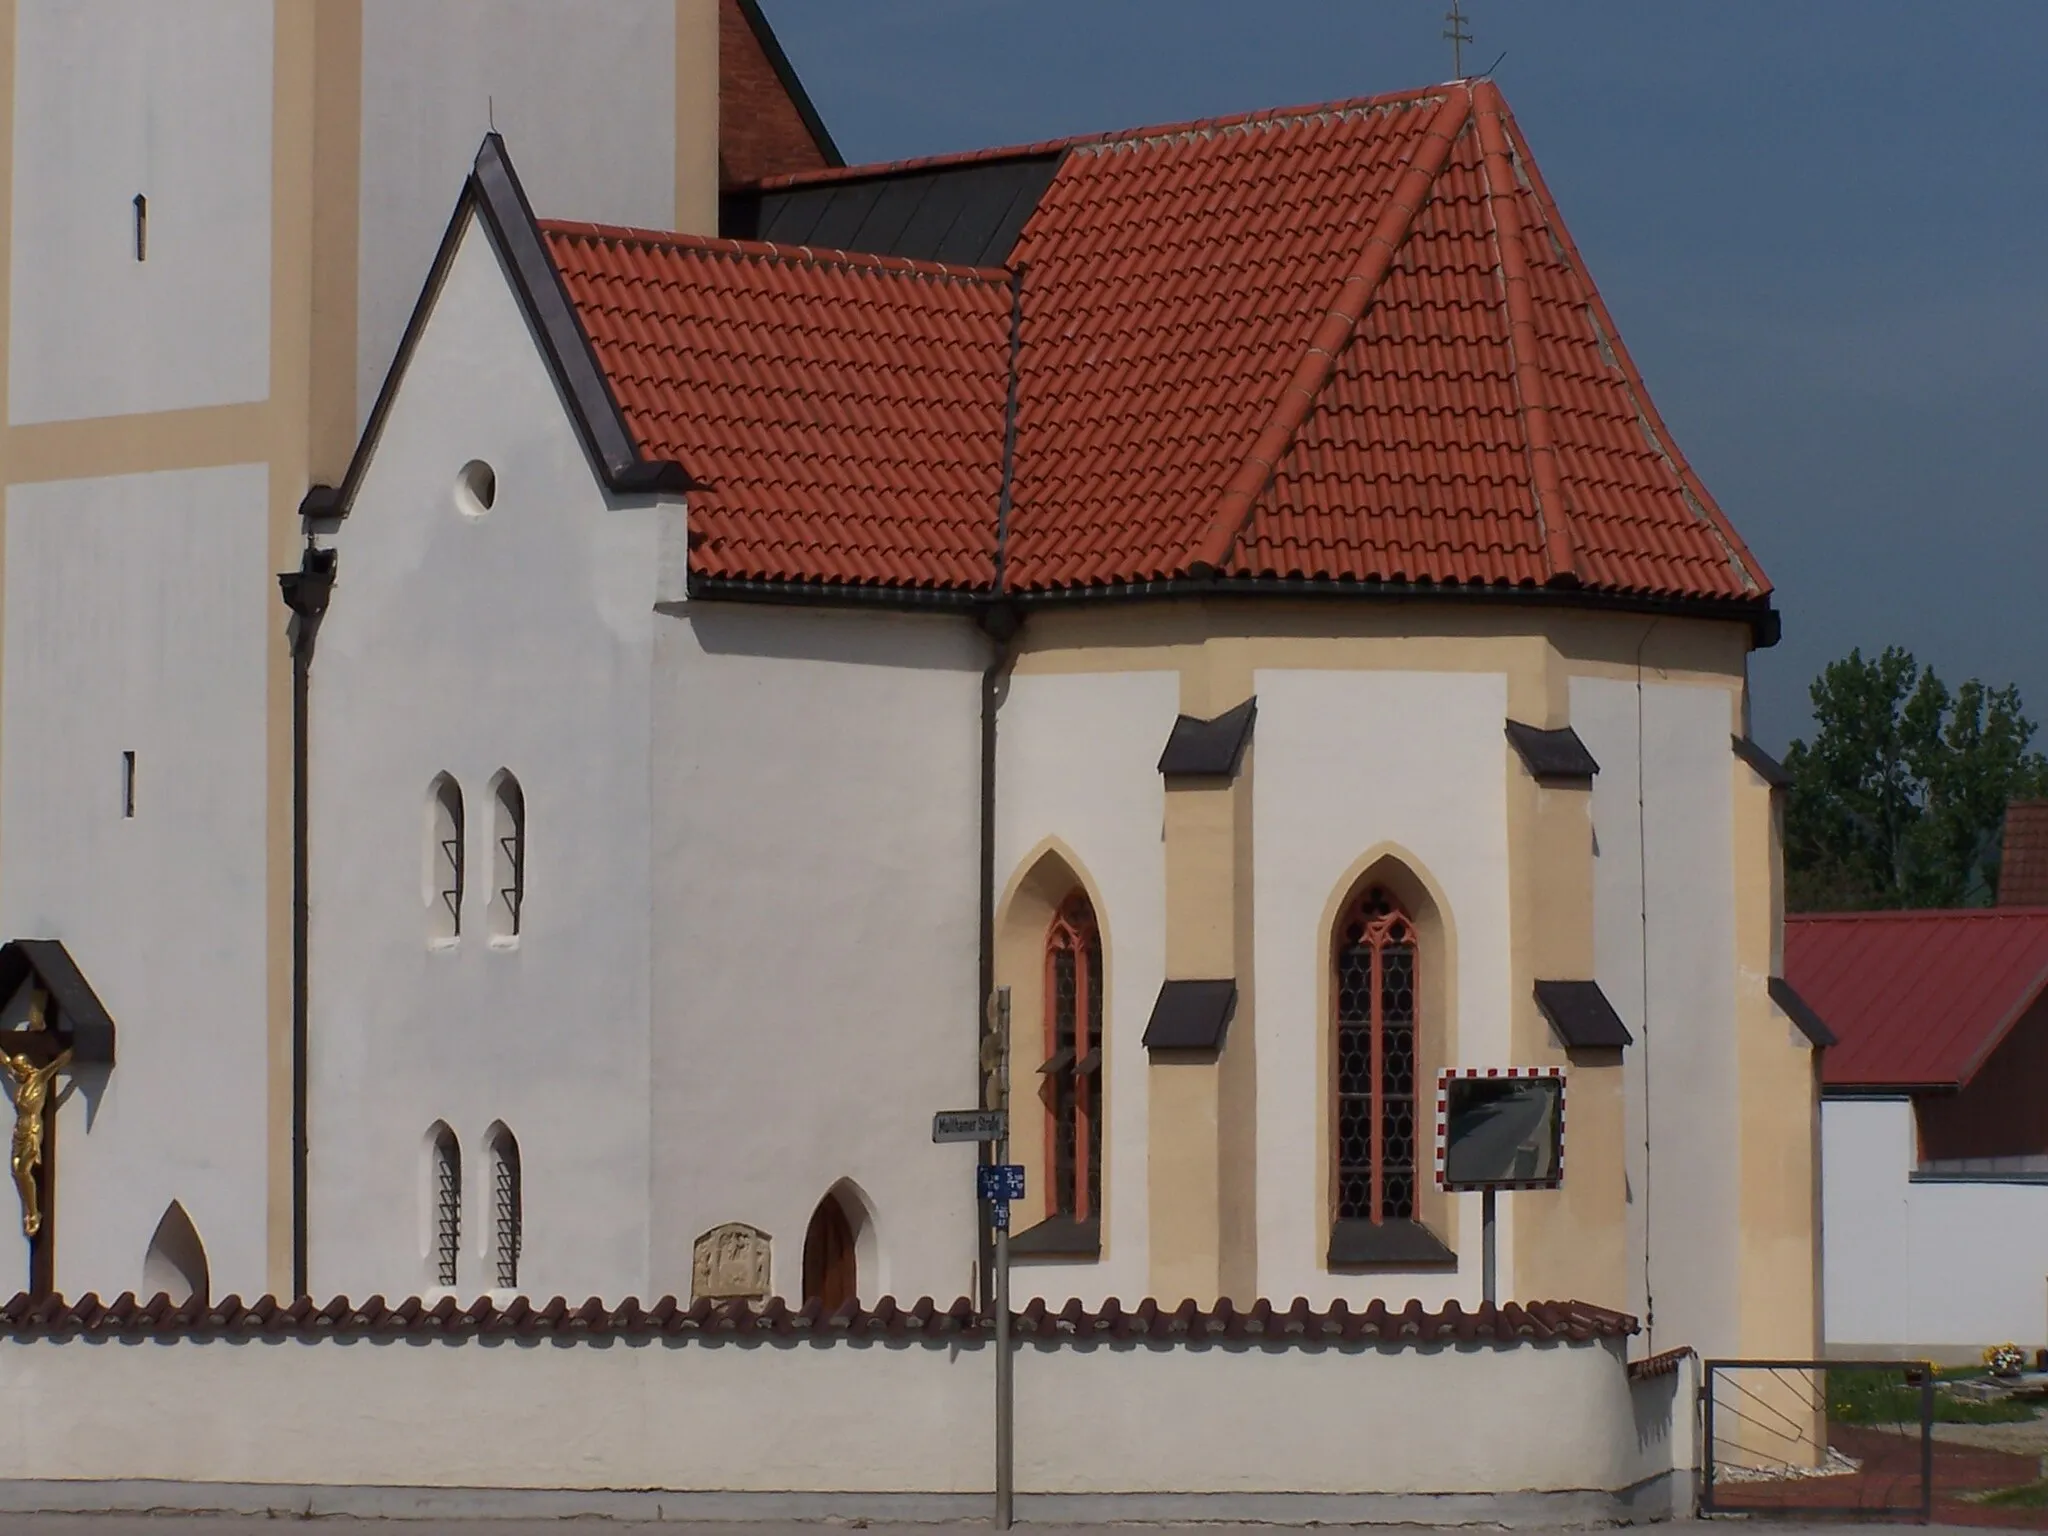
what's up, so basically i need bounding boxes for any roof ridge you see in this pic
[1184,85,1474,576]
[738,82,1464,193]
[1471,82,1768,598]
[537,219,1013,286]
[1476,94,1577,587]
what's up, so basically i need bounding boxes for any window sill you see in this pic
[488,935,520,952]
[1008,1215,1101,1260]
[427,937,460,953]
[1327,1217,1457,1269]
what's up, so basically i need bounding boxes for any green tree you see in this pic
[1783,647,2048,911]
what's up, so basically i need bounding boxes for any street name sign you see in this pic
[932,1109,1007,1144]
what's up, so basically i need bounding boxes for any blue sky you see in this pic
[761,0,2048,751]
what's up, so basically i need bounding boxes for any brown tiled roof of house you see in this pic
[0,1290,1635,1346]
[2000,802,2048,906]
[542,79,1770,610]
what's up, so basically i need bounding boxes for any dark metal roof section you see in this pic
[1733,735,1793,790]
[1158,698,1257,779]
[732,0,844,168]
[0,940,115,1065]
[1328,1218,1458,1268]
[722,154,1063,268]
[303,134,694,523]
[1504,720,1600,783]
[1141,980,1238,1053]
[1769,976,1837,1049]
[0,1290,1634,1346]
[1533,979,1633,1050]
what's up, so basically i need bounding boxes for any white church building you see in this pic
[0,2,1825,1518]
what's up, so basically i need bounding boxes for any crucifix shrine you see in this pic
[0,940,116,1296]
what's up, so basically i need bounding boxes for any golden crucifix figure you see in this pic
[0,1046,68,1237]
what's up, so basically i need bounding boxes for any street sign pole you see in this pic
[992,985,1014,1531]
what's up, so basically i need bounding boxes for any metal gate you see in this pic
[1701,1359,1933,1521]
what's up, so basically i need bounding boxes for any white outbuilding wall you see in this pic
[1575,674,1741,1360]
[307,212,666,1302]
[1823,1096,2048,1360]
[650,604,987,1303]
[0,465,274,1301]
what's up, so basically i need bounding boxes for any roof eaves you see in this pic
[731,0,843,168]
[1185,86,1474,576]
[304,135,697,523]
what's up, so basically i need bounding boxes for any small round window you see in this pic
[455,460,497,519]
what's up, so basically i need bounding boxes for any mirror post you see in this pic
[1481,1187,1497,1308]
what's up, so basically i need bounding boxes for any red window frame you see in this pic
[1334,887,1419,1224]
[1043,891,1103,1222]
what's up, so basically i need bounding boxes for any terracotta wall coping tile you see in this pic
[0,1291,1636,1349]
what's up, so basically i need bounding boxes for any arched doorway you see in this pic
[802,1192,857,1312]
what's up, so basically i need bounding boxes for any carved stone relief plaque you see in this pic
[692,1221,772,1302]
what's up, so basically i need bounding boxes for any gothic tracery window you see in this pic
[1044,891,1103,1222]
[1335,887,1418,1223]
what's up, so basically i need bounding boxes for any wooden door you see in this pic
[802,1194,856,1312]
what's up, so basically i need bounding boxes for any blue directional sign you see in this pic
[977,1163,1026,1203]
[990,1199,1010,1231]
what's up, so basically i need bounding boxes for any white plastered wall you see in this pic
[993,669,1178,1306]
[1574,674,1740,1359]
[649,605,986,1304]
[308,212,661,1302]
[8,0,273,423]
[0,1333,1678,1512]
[356,0,681,424]
[0,464,273,1300]
[1823,1097,2048,1356]
[1252,669,1511,1308]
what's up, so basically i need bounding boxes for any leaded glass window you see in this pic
[1044,891,1104,1221]
[1335,887,1417,1222]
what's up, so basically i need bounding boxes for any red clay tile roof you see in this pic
[544,228,1012,588]
[2000,803,2048,906]
[1785,909,2048,1089]
[544,79,1769,606]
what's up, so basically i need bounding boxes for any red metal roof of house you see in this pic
[543,78,1769,606]
[1785,909,2048,1089]
[2000,803,2048,906]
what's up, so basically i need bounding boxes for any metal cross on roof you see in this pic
[1444,0,1473,77]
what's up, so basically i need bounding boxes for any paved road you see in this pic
[0,1521,2017,1536]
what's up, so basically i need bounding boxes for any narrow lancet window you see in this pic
[430,1124,461,1288]
[489,772,524,941]
[1043,891,1104,1222]
[427,775,464,942]
[1335,887,1419,1222]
